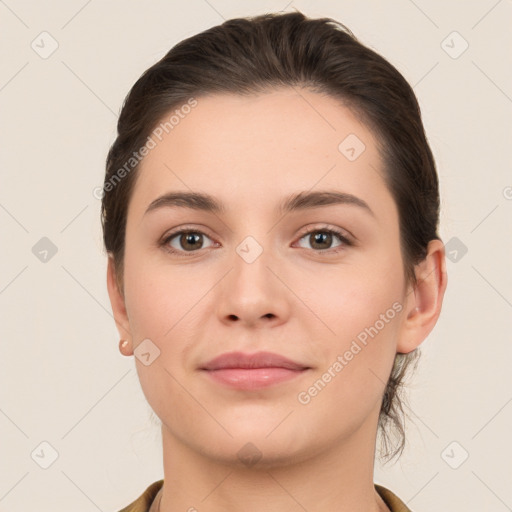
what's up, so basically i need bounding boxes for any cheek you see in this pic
[314,247,405,344]
[123,254,204,420]
[296,274,403,429]
[123,245,209,341]
[304,246,404,399]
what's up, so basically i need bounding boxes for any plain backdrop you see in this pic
[1,1,511,511]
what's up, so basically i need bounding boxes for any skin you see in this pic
[107,88,447,512]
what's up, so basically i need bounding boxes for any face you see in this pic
[114,88,414,466]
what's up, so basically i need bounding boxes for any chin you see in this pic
[199,436,314,470]
[194,422,320,467]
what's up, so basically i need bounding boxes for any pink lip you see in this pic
[200,351,311,390]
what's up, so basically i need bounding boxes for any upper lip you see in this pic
[200,351,309,371]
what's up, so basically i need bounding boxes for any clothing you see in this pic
[117,479,412,512]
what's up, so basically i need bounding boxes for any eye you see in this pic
[160,224,353,258]
[161,228,217,256]
[295,226,353,254]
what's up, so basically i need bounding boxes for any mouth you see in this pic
[200,351,311,390]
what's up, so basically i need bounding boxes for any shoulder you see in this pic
[375,483,413,512]
[116,480,409,512]
[116,480,164,512]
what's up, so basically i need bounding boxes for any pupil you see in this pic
[313,232,331,249]
[182,232,201,250]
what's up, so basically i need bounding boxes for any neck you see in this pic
[157,408,389,512]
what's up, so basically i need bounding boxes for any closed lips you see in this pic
[200,351,310,371]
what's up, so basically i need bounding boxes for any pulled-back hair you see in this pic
[101,10,439,463]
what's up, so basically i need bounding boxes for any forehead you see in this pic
[128,88,394,222]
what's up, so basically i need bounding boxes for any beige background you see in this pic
[1,1,511,511]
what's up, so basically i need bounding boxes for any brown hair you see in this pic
[101,10,440,463]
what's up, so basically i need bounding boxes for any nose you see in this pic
[215,239,291,329]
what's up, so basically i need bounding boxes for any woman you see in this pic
[103,10,447,512]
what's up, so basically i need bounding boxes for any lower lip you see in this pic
[203,368,308,390]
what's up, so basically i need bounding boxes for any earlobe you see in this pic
[106,254,133,354]
[396,239,448,353]
[119,339,133,357]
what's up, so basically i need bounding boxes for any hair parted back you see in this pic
[102,10,440,463]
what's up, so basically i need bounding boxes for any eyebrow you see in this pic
[144,190,375,217]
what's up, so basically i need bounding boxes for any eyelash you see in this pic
[160,225,353,258]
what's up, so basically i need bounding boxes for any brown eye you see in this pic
[309,231,334,250]
[296,227,352,253]
[177,232,203,251]
[162,229,215,255]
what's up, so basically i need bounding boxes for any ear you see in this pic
[106,254,133,355]
[396,239,448,354]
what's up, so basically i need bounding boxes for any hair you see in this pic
[101,10,440,464]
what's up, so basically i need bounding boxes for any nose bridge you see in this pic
[216,229,289,325]
[232,231,276,298]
